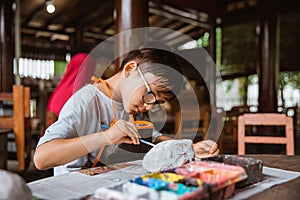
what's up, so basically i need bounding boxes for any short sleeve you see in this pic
[37,85,101,147]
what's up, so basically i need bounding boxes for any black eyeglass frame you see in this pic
[137,66,162,112]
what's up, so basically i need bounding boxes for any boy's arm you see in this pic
[34,131,108,170]
[34,119,141,170]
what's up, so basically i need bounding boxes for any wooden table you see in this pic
[27,155,300,199]
[244,155,300,200]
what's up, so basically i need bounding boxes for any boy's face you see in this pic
[122,71,165,114]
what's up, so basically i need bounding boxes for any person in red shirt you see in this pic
[46,53,96,128]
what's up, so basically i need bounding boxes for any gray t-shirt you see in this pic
[37,84,161,175]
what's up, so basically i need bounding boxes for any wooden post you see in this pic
[256,0,280,113]
[13,85,25,170]
[14,0,22,85]
[0,0,14,92]
[114,0,148,71]
[71,27,84,56]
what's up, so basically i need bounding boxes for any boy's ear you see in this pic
[123,61,138,78]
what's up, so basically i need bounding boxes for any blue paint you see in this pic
[101,124,110,130]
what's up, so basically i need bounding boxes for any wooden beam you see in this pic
[21,3,45,26]
[0,117,13,128]
[21,27,71,36]
[149,19,181,38]
[0,93,13,101]
[152,21,186,39]
[149,7,210,29]
[166,28,206,47]
[83,32,111,41]
[163,25,196,42]
[219,71,256,81]
[154,0,225,17]
[63,0,113,29]
[149,1,209,23]
[150,16,171,27]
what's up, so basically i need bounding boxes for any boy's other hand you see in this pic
[193,140,219,158]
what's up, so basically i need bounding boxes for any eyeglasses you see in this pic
[137,67,162,112]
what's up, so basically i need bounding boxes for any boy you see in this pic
[34,42,219,175]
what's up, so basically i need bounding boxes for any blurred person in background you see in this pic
[45,53,96,129]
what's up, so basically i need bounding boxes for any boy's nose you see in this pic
[144,103,153,111]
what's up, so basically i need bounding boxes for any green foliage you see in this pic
[216,27,222,70]
[280,71,300,89]
[54,61,68,76]
[198,32,209,48]
[225,79,235,92]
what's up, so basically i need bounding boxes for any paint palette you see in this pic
[91,158,249,200]
[201,155,263,187]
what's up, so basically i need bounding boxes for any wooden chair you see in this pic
[238,113,294,155]
[286,105,300,135]
[0,85,31,171]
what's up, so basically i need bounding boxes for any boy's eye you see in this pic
[157,100,165,104]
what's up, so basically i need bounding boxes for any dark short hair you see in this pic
[120,41,183,100]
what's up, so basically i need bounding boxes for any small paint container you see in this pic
[134,120,153,142]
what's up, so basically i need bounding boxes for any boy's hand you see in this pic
[193,140,219,158]
[104,119,141,145]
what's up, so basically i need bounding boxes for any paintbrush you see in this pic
[140,139,156,147]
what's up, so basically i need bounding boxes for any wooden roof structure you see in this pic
[17,0,300,74]
[1,0,299,113]
[19,0,224,60]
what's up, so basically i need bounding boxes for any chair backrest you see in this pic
[237,113,294,155]
[286,105,300,134]
[0,85,31,171]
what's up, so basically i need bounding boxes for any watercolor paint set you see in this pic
[201,155,263,187]
[91,155,263,199]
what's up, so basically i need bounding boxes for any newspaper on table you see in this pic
[27,160,148,200]
[27,161,300,200]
